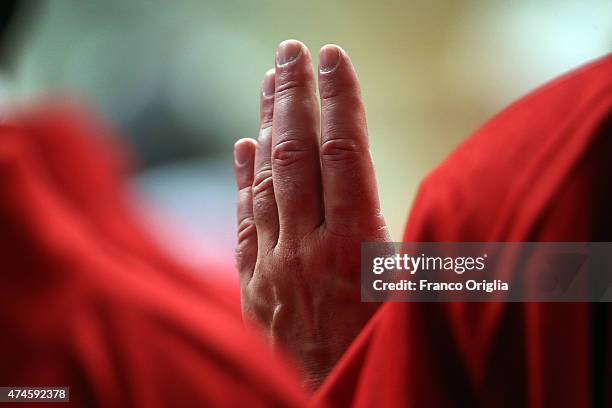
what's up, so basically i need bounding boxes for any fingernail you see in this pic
[234,140,251,166]
[276,40,303,66]
[319,45,341,73]
[262,69,275,97]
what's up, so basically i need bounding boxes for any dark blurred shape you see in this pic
[0,0,22,66]
[0,1,20,37]
[0,0,41,70]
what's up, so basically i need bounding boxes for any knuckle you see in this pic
[236,216,257,245]
[260,115,273,131]
[252,168,274,199]
[274,78,311,103]
[320,137,363,165]
[241,278,275,323]
[251,168,278,223]
[272,137,315,168]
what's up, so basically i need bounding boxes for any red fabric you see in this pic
[315,54,612,407]
[0,103,307,407]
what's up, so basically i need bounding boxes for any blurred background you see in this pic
[0,0,610,279]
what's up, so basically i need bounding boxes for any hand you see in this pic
[232,40,390,389]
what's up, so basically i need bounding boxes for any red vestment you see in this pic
[0,103,307,407]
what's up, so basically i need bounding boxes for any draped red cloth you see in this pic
[315,54,612,407]
[0,103,306,407]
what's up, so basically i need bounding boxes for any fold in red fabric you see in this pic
[315,54,612,407]
[0,103,307,407]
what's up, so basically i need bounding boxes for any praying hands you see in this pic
[232,40,390,388]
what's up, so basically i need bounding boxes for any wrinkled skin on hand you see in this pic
[233,40,390,389]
